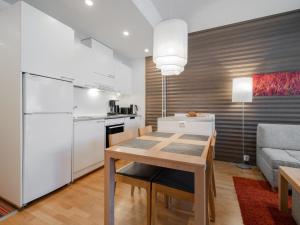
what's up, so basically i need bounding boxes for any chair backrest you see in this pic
[138,125,153,137]
[257,124,300,151]
[109,131,135,147]
[205,132,216,188]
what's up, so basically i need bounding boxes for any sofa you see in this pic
[257,124,300,189]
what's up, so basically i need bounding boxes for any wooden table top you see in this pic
[279,166,300,193]
[106,132,212,171]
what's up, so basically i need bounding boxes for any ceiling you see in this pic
[2,0,300,59]
[0,0,10,11]
[150,0,300,33]
[3,0,154,59]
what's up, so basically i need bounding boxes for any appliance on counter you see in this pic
[108,100,119,115]
[105,118,125,148]
[120,107,130,114]
[23,73,73,205]
[130,104,138,115]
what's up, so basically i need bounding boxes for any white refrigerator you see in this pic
[23,73,73,205]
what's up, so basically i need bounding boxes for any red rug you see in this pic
[233,177,296,225]
[0,199,15,219]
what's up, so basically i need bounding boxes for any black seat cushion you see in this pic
[152,168,194,193]
[117,162,162,181]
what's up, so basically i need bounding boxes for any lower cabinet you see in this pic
[157,119,215,135]
[73,119,105,180]
[124,116,141,137]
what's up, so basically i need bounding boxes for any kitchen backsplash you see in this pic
[73,87,132,116]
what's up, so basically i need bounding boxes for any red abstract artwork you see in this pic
[253,72,300,96]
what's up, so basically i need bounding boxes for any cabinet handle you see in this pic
[60,76,75,81]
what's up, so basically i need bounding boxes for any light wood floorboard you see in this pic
[0,161,264,225]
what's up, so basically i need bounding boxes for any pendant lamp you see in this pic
[153,19,188,76]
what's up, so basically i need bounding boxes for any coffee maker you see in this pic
[108,100,119,115]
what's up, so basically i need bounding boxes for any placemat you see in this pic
[118,139,160,150]
[145,132,175,138]
[161,143,204,156]
[179,134,209,141]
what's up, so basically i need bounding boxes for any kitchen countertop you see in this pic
[73,114,140,122]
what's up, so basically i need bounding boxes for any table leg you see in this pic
[104,153,116,225]
[194,167,207,225]
[279,172,289,213]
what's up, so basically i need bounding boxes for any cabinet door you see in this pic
[157,120,214,135]
[73,120,105,174]
[92,40,114,76]
[21,2,74,80]
[72,42,94,87]
[124,117,139,137]
[81,38,115,90]
[115,59,133,95]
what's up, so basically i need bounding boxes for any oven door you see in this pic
[106,123,124,148]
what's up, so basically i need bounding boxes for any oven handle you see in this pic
[107,124,124,129]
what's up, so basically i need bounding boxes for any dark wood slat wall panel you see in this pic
[145,58,162,131]
[145,10,300,164]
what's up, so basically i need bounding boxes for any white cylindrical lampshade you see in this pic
[232,77,253,102]
[153,19,188,76]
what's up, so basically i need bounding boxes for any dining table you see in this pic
[104,131,213,225]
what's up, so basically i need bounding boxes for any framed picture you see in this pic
[253,71,300,96]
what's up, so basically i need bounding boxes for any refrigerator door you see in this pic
[23,114,72,204]
[23,73,73,113]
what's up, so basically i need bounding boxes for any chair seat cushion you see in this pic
[116,162,162,181]
[152,168,194,193]
[261,148,300,169]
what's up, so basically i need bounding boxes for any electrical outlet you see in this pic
[243,155,250,162]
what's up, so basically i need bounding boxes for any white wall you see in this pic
[127,58,146,126]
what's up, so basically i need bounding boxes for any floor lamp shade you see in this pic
[153,19,188,76]
[232,77,253,103]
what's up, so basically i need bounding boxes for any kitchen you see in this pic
[1,1,300,225]
[0,0,144,208]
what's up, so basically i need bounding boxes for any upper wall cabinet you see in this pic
[21,2,75,80]
[81,38,115,90]
[115,59,133,95]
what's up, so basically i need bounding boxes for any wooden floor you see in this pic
[0,161,264,225]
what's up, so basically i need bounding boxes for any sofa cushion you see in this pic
[257,124,300,151]
[261,148,300,169]
[286,150,300,161]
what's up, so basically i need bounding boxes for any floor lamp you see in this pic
[232,77,253,169]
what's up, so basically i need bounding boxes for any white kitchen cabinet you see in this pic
[115,59,133,95]
[124,116,141,137]
[81,38,115,90]
[21,2,75,80]
[157,115,215,135]
[73,120,105,180]
[72,42,94,87]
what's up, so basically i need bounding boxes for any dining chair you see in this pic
[138,125,153,136]
[109,130,162,225]
[151,134,216,225]
[130,125,153,196]
[211,132,217,197]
